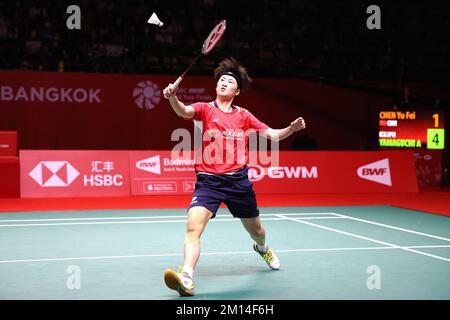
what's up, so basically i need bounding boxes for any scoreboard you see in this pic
[378,110,445,149]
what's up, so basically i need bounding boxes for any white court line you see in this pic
[0,212,336,223]
[277,214,450,263]
[331,212,450,243]
[0,217,345,228]
[0,213,341,227]
[285,217,345,220]
[0,244,449,264]
[0,217,279,227]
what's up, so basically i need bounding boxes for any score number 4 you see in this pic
[427,113,445,149]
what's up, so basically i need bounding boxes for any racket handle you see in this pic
[173,76,183,90]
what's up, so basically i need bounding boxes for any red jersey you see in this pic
[190,101,269,174]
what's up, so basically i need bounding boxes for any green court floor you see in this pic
[0,205,449,300]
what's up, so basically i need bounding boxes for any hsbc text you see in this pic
[83,174,123,187]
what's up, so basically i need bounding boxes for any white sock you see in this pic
[182,265,194,279]
[257,243,268,253]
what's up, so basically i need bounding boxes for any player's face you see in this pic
[216,75,240,99]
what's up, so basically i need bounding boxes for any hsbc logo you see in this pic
[29,161,80,187]
[357,158,392,186]
[248,165,318,182]
[136,155,161,174]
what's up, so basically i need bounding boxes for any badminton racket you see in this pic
[172,20,227,89]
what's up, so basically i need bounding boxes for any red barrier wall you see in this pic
[0,157,20,197]
[1,71,393,151]
[0,131,17,156]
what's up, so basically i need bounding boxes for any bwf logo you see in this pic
[133,81,161,110]
[136,155,161,174]
[29,161,80,187]
[357,158,391,186]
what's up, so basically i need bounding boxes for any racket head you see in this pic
[201,20,226,55]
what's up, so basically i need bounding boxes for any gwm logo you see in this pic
[248,165,318,182]
[133,80,161,110]
[357,158,392,186]
[29,161,80,187]
[248,165,265,182]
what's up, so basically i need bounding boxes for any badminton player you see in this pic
[162,58,306,296]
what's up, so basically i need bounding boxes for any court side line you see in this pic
[0,218,280,227]
[331,212,450,243]
[0,244,449,264]
[0,212,336,223]
[0,216,344,228]
[283,217,345,220]
[277,214,450,263]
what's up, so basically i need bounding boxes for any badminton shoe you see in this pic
[253,244,281,270]
[164,266,195,296]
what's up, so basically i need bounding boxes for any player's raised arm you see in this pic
[263,117,306,141]
[163,83,195,119]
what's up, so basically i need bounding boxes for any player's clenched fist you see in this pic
[289,117,306,132]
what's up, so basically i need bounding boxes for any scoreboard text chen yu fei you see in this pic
[378,110,445,150]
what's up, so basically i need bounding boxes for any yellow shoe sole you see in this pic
[164,269,194,297]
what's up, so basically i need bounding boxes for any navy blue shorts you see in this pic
[188,166,260,219]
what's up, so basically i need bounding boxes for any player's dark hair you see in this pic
[214,57,252,91]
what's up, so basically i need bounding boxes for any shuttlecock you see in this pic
[147,13,163,27]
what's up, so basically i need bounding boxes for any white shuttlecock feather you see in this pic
[147,13,163,27]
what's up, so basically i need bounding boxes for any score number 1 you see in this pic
[427,113,445,149]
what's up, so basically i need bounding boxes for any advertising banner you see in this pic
[248,151,418,194]
[20,150,418,197]
[129,151,196,195]
[20,150,130,197]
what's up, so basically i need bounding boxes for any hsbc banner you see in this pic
[248,151,418,193]
[20,150,130,197]
[20,150,417,198]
